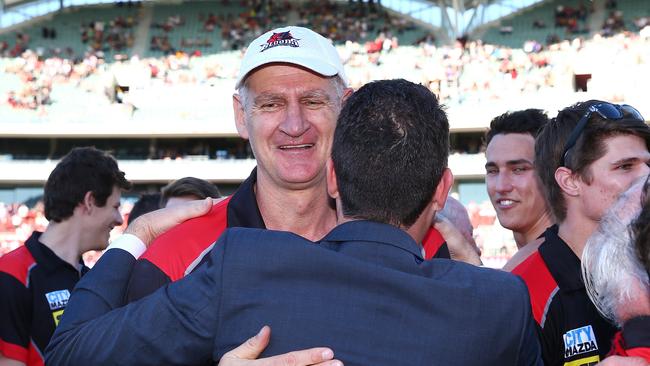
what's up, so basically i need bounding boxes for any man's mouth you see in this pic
[279,143,314,150]
[496,199,516,207]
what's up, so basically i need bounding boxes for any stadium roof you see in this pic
[381,0,548,40]
[0,0,548,41]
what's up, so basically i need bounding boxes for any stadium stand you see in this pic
[0,0,649,266]
[481,0,592,47]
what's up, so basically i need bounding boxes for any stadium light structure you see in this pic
[370,0,548,40]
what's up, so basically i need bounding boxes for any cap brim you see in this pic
[235,56,339,89]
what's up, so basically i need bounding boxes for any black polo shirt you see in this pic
[512,225,617,366]
[0,231,87,366]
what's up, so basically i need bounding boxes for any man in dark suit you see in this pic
[46,79,541,365]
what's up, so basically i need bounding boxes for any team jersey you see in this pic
[0,231,87,366]
[126,168,450,302]
[609,316,650,362]
[511,225,617,366]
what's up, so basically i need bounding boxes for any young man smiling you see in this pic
[0,147,131,366]
[511,101,650,366]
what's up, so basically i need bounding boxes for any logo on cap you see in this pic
[260,31,300,52]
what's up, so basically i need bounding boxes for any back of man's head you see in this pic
[583,177,649,326]
[535,100,650,222]
[127,193,162,225]
[485,109,548,145]
[160,177,221,207]
[44,147,132,223]
[332,79,449,228]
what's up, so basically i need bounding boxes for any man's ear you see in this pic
[341,87,354,102]
[232,94,249,139]
[80,191,95,214]
[555,167,580,197]
[433,168,453,211]
[326,158,339,200]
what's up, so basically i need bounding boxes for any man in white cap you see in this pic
[46,78,538,366]
[125,24,476,310]
[46,26,480,366]
[123,25,350,366]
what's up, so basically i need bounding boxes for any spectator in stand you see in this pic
[0,147,131,366]
[482,109,553,271]
[582,176,650,364]
[510,101,650,365]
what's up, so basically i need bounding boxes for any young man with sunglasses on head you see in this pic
[510,100,650,366]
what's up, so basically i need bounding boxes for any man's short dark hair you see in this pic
[127,193,162,225]
[485,109,548,146]
[160,177,221,207]
[535,100,650,222]
[44,147,132,222]
[332,79,449,228]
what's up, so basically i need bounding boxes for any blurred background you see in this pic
[0,0,648,267]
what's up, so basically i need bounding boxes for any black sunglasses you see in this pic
[560,103,645,167]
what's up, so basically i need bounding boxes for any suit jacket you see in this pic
[46,220,542,366]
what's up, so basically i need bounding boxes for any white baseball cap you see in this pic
[234,26,348,89]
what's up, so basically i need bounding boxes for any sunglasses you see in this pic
[560,103,645,167]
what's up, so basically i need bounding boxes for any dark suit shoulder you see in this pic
[222,227,314,248]
[426,259,530,303]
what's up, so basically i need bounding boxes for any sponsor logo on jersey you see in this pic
[260,31,300,52]
[52,309,64,326]
[563,325,599,359]
[45,289,70,311]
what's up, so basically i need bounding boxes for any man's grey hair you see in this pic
[237,74,347,111]
[582,177,650,327]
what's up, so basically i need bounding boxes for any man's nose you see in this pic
[280,101,309,137]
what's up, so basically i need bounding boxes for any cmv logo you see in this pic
[45,289,70,311]
[563,325,599,358]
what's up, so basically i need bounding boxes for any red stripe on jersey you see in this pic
[0,245,36,287]
[141,196,231,281]
[626,347,650,361]
[422,226,444,259]
[609,331,627,357]
[0,338,28,363]
[28,341,44,366]
[511,251,558,325]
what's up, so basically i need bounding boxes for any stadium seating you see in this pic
[481,0,591,47]
[0,4,140,59]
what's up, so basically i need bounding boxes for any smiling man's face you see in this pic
[485,133,549,236]
[233,64,343,191]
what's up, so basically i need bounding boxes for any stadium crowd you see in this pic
[0,3,649,363]
[1,26,648,117]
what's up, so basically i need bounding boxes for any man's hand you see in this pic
[219,326,343,366]
[434,213,482,266]
[125,198,214,247]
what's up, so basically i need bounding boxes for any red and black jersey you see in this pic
[0,231,87,366]
[511,225,617,366]
[609,316,650,361]
[126,168,450,302]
